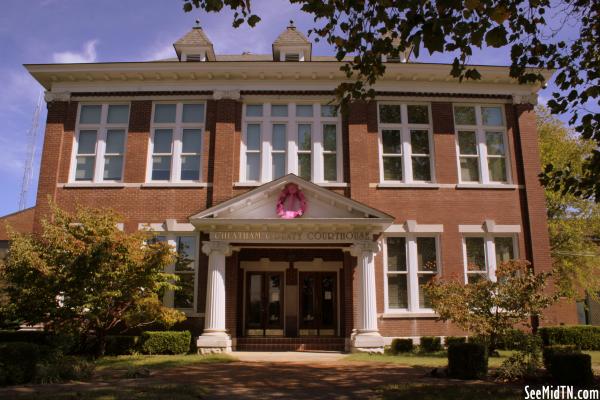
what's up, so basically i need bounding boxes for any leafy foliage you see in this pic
[183,0,600,200]
[496,334,543,382]
[539,326,600,350]
[547,353,594,386]
[447,342,488,380]
[140,331,191,355]
[538,107,600,299]
[426,260,556,351]
[389,338,413,354]
[0,204,185,356]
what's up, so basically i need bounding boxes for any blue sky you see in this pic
[0,0,575,217]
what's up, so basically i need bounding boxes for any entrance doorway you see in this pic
[245,272,284,336]
[299,272,337,336]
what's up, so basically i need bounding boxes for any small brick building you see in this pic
[0,24,577,353]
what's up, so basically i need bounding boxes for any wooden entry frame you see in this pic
[245,271,285,336]
[298,271,338,336]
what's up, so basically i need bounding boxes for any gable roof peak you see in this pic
[173,24,216,61]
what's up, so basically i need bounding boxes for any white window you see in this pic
[378,103,434,183]
[384,235,440,312]
[148,102,205,182]
[454,105,510,184]
[72,104,129,182]
[463,235,516,283]
[152,234,199,312]
[241,103,342,183]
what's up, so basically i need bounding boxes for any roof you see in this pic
[174,26,213,46]
[273,24,310,46]
[154,54,353,62]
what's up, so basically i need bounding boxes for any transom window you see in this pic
[149,102,205,182]
[454,105,510,184]
[378,103,434,183]
[72,104,129,182]
[464,235,516,283]
[241,103,342,183]
[152,235,199,312]
[384,235,440,312]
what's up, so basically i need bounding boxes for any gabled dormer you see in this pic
[272,21,311,62]
[173,22,216,62]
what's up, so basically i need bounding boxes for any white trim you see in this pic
[377,102,435,184]
[147,101,206,184]
[382,232,442,314]
[240,102,343,184]
[141,182,209,188]
[375,183,442,189]
[455,183,521,190]
[458,222,521,233]
[384,221,444,234]
[453,103,513,185]
[462,232,519,282]
[70,102,130,183]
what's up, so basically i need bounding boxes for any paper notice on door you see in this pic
[324,291,332,300]
[271,292,280,302]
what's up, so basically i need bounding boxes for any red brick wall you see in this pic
[0,208,35,241]
[124,101,152,183]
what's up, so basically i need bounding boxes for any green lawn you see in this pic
[377,383,522,400]
[346,350,600,369]
[95,353,235,372]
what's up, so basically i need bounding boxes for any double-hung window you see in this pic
[454,105,510,184]
[72,104,129,182]
[384,235,440,312]
[241,103,342,183]
[378,103,434,183]
[463,235,516,283]
[152,234,199,312]
[149,102,205,182]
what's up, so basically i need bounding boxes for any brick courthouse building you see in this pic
[0,24,577,353]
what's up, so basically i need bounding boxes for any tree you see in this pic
[182,0,600,201]
[538,106,600,300]
[425,260,556,351]
[0,205,186,356]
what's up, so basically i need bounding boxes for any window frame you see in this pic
[377,102,435,184]
[70,102,130,183]
[462,233,518,283]
[383,234,441,313]
[240,102,343,184]
[147,101,206,183]
[453,104,512,185]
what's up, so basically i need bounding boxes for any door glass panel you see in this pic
[267,274,281,326]
[321,275,335,329]
[301,276,315,325]
[248,274,263,328]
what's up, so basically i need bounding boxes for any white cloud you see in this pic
[145,44,176,61]
[52,40,98,63]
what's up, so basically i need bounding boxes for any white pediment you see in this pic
[189,175,393,230]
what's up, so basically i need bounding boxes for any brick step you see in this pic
[236,337,345,352]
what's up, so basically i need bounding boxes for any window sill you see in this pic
[375,182,441,189]
[235,181,348,188]
[63,182,125,188]
[234,182,261,187]
[381,311,439,319]
[142,182,210,188]
[455,183,520,190]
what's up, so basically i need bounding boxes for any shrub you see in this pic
[0,330,78,354]
[105,335,140,356]
[389,339,413,355]
[35,355,95,384]
[542,345,580,371]
[0,342,42,386]
[497,329,530,351]
[548,353,594,386]
[445,336,467,348]
[419,337,442,353]
[539,326,600,350]
[496,335,543,382]
[140,331,191,355]
[447,342,488,380]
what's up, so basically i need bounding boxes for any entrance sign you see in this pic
[210,230,371,242]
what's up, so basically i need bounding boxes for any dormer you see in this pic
[173,23,216,62]
[272,21,311,62]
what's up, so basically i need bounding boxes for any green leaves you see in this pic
[485,25,508,47]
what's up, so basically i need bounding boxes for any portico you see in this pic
[189,174,393,353]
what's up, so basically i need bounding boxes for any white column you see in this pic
[196,240,233,354]
[349,240,385,353]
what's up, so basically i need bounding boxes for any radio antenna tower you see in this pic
[19,91,43,210]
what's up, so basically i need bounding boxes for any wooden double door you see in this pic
[299,271,337,336]
[245,272,284,336]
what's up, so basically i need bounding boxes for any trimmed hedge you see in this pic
[447,342,488,380]
[389,339,413,355]
[548,353,594,386]
[140,331,191,355]
[105,335,140,356]
[496,329,530,351]
[419,337,442,353]
[0,342,42,385]
[539,326,600,350]
[445,336,467,348]
[542,345,579,371]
